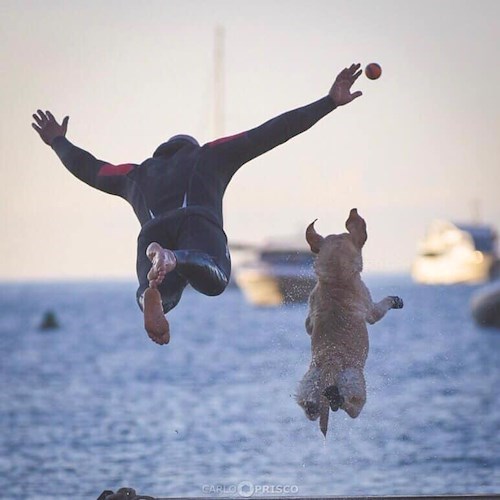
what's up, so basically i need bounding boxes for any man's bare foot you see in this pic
[143,287,170,345]
[146,242,177,288]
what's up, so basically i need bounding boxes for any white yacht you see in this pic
[231,240,315,306]
[411,220,499,284]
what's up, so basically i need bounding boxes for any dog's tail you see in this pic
[319,398,329,437]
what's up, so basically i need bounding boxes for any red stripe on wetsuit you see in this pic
[98,163,134,176]
[207,132,245,147]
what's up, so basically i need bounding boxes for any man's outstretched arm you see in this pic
[208,63,363,177]
[32,110,135,197]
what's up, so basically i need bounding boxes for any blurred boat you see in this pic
[231,240,315,306]
[411,220,499,284]
[471,280,500,328]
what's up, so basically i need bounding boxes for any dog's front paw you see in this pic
[390,296,404,309]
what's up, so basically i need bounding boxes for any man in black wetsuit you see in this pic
[32,63,363,345]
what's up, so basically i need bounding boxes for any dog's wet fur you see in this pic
[296,208,403,436]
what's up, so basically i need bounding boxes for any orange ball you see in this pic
[365,63,382,80]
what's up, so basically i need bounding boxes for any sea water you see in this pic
[0,276,498,499]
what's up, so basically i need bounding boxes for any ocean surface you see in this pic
[0,276,499,499]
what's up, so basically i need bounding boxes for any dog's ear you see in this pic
[306,219,324,254]
[345,208,367,249]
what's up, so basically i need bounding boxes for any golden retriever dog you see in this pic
[296,208,403,436]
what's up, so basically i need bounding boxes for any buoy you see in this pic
[39,310,60,330]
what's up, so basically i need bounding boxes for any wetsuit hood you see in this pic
[153,135,200,158]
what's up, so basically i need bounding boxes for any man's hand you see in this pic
[329,63,363,107]
[32,110,69,146]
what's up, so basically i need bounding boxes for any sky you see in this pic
[1,0,499,280]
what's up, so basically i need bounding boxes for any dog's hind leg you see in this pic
[337,368,367,418]
[296,366,321,420]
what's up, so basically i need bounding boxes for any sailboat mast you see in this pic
[214,25,225,138]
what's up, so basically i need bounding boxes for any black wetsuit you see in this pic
[51,96,337,312]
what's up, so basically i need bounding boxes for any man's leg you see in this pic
[146,242,176,288]
[136,218,188,345]
[146,214,231,297]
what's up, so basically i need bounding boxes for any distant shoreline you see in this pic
[0,272,413,286]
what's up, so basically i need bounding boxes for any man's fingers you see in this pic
[46,110,56,123]
[31,123,42,133]
[348,63,360,73]
[350,90,363,100]
[351,69,363,83]
[62,116,69,134]
[336,63,361,83]
[36,109,48,122]
[32,113,44,126]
